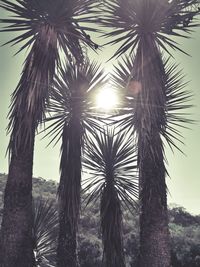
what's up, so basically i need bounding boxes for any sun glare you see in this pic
[96,87,118,111]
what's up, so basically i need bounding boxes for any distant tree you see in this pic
[78,234,102,267]
[170,223,200,267]
[169,206,200,227]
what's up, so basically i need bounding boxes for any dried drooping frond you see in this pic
[100,0,200,58]
[82,128,138,266]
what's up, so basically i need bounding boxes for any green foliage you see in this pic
[78,234,102,267]
[169,206,200,227]
[170,223,200,267]
[0,173,199,266]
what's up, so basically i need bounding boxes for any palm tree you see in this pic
[32,199,58,267]
[82,128,138,267]
[45,59,106,266]
[0,1,99,266]
[100,1,200,266]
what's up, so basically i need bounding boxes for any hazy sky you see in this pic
[0,7,199,215]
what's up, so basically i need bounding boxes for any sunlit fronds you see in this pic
[43,59,106,232]
[109,54,136,132]
[44,59,107,146]
[111,54,192,152]
[82,128,138,266]
[100,0,200,58]
[82,128,138,209]
[33,199,58,267]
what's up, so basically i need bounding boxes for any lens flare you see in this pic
[96,87,118,110]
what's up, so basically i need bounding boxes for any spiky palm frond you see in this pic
[0,0,100,154]
[82,129,138,208]
[45,60,107,266]
[0,0,99,58]
[32,199,58,267]
[111,54,192,153]
[109,54,136,133]
[45,59,107,147]
[82,128,138,209]
[162,59,193,152]
[100,0,200,58]
[82,128,138,266]
[44,58,106,230]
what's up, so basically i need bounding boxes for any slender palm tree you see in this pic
[44,59,106,266]
[82,128,138,267]
[0,1,99,266]
[111,54,193,266]
[100,1,200,266]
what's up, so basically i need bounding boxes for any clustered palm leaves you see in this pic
[0,0,199,266]
[44,59,106,266]
[82,129,138,267]
[32,199,58,267]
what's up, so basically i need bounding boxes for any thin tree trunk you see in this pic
[57,119,81,267]
[101,186,125,267]
[0,143,34,267]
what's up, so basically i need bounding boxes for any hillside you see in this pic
[0,173,200,266]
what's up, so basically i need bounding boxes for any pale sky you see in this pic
[0,7,199,215]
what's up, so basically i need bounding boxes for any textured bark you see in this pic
[101,187,125,267]
[57,209,78,267]
[57,118,81,267]
[0,145,34,267]
[135,38,171,267]
[138,133,171,267]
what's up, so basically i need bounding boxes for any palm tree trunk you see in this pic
[138,133,171,267]
[57,119,82,267]
[101,186,125,267]
[0,141,34,267]
[0,40,55,266]
[57,207,78,267]
[135,38,171,267]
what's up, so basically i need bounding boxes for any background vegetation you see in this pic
[0,173,199,267]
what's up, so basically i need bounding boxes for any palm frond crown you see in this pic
[0,0,100,153]
[111,54,192,152]
[100,0,200,58]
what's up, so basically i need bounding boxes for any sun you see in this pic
[96,87,118,111]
